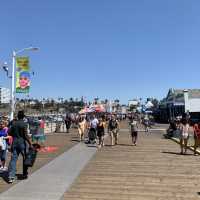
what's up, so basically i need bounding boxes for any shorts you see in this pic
[181,133,189,139]
[32,134,46,142]
[97,131,104,138]
[110,129,118,136]
[131,131,138,137]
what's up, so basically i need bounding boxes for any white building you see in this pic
[159,88,200,122]
[0,87,10,104]
[128,99,139,107]
[121,105,128,114]
[184,89,200,112]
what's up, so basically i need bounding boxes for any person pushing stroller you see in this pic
[87,116,99,144]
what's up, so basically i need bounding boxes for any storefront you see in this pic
[156,89,200,122]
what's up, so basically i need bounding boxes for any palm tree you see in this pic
[69,97,74,102]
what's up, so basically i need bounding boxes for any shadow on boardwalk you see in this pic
[162,151,194,156]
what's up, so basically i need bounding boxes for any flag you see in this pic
[16,57,30,93]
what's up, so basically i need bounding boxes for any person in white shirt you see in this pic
[87,116,99,144]
[180,119,190,154]
[90,116,99,129]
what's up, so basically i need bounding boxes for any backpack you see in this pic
[110,120,118,129]
[24,148,37,167]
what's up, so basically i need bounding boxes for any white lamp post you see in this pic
[10,46,39,120]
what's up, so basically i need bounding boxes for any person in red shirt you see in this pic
[193,122,200,155]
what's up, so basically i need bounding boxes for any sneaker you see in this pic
[8,177,15,184]
[2,166,7,171]
[0,166,6,172]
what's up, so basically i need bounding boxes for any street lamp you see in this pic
[10,46,39,120]
[2,62,9,77]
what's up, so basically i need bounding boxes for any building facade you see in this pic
[128,99,139,107]
[0,87,10,104]
[156,89,200,123]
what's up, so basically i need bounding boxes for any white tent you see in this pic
[145,101,154,109]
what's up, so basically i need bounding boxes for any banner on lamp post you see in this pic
[16,57,30,93]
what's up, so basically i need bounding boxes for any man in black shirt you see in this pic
[65,115,72,133]
[7,111,32,183]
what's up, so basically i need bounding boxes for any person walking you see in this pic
[108,115,120,146]
[7,111,33,183]
[143,115,150,133]
[90,115,99,130]
[193,122,200,155]
[180,119,190,155]
[78,117,87,142]
[87,115,99,144]
[65,115,72,133]
[130,118,139,146]
[166,120,177,138]
[32,117,46,147]
[97,118,106,148]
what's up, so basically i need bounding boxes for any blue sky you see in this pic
[0,0,200,104]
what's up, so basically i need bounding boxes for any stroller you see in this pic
[87,128,97,144]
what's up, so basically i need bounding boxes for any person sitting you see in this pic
[165,120,177,138]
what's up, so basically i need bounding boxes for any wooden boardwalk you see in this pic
[1,122,200,199]
[63,123,200,200]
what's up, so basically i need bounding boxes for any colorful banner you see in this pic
[16,57,30,93]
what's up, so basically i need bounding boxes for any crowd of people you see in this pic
[1,107,200,188]
[0,110,154,185]
[71,114,121,147]
[166,117,200,155]
[63,112,152,148]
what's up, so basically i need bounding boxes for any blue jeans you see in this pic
[8,141,28,178]
[0,148,7,162]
